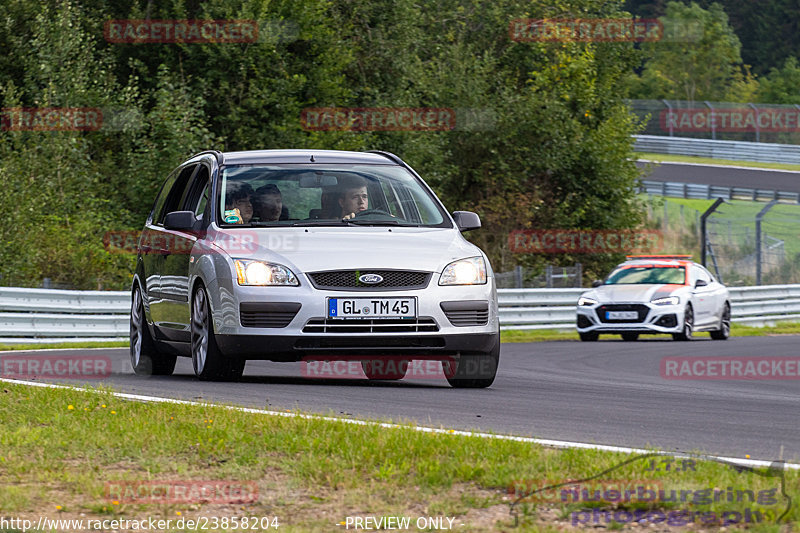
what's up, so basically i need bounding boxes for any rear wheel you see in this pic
[130,284,176,376]
[579,332,599,342]
[444,336,499,388]
[621,333,639,342]
[710,303,731,340]
[191,285,245,381]
[361,358,409,380]
[672,305,694,341]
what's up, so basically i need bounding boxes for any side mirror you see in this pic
[452,211,481,232]
[695,279,708,288]
[591,280,603,288]
[164,211,197,231]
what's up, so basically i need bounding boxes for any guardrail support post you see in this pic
[748,103,760,143]
[663,99,674,137]
[701,197,726,268]
[756,200,777,285]
[704,101,715,140]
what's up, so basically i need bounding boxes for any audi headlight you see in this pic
[234,260,298,286]
[439,256,487,285]
[578,297,598,306]
[651,296,679,306]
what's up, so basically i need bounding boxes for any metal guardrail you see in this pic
[0,285,799,343]
[634,135,800,165]
[498,284,800,330]
[639,179,800,204]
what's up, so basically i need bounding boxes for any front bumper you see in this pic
[208,275,499,360]
[576,301,685,335]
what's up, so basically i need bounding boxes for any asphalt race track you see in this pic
[636,160,800,193]
[4,336,799,462]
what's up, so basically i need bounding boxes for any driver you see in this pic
[338,177,369,219]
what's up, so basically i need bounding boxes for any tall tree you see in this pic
[627,1,757,102]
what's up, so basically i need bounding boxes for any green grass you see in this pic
[636,152,800,171]
[0,341,128,352]
[0,382,797,532]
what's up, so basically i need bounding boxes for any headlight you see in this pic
[651,296,679,306]
[439,256,487,285]
[578,297,598,306]
[234,259,298,286]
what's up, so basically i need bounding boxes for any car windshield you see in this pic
[604,265,686,285]
[218,164,449,227]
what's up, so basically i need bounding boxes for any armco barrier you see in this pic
[639,179,800,204]
[0,285,799,343]
[633,134,800,165]
[498,284,800,330]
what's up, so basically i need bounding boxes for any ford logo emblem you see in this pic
[359,274,383,284]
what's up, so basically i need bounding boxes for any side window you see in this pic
[156,164,197,224]
[150,169,180,224]
[697,266,712,284]
[182,165,211,217]
[692,266,710,285]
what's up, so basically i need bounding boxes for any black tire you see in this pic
[361,358,409,380]
[621,333,639,342]
[579,331,599,342]
[710,303,731,340]
[191,285,246,381]
[444,336,499,388]
[130,284,177,376]
[672,305,694,341]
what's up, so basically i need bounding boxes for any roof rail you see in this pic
[190,150,224,165]
[626,254,693,261]
[366,150,404,165]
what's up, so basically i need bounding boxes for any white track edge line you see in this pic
[2,377,796,470]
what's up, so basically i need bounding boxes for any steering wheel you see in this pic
[353,208,393,218]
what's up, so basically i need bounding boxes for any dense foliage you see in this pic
[1,0,649,289]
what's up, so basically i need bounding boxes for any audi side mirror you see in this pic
[452,211,481,232]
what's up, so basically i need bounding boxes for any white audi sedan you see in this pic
[130,149,499,387]
[576,255,730,342]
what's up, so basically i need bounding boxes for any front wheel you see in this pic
[579,331,599,342]
[191,285,245,381]
[672,305,694,341]
[710,303,731,340]
[444,336,499,388]
[130,284,176,376]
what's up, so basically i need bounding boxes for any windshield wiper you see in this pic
[289,220,350,227]
[343,219,400,226]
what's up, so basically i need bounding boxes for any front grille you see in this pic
[307,270,431,291]
[240,302,301,328]
[597,304,650,323]
[440,300,489,327]
[303,317,439,333]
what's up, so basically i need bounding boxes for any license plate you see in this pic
[607,311,639,320]
[328,297,417,319]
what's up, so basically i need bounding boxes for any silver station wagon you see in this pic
[130,150,500,387]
